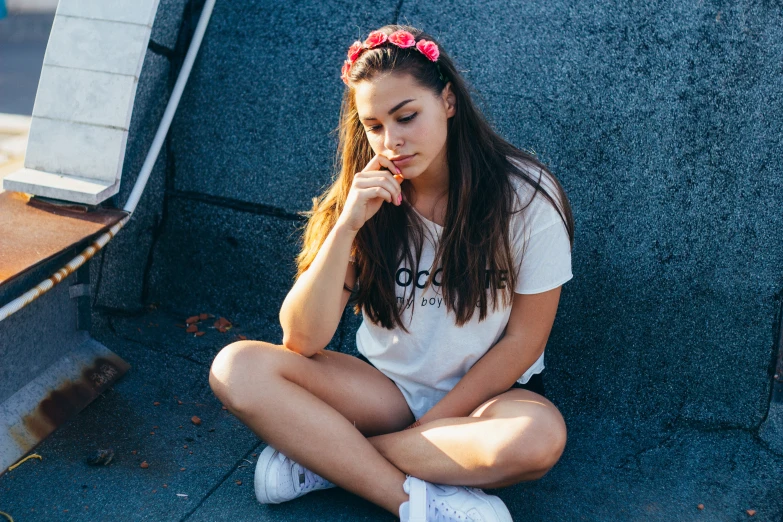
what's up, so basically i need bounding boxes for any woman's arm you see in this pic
[279,221,357,357]
[405,287,563,425]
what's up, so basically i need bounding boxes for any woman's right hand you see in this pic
[337,153,405,234]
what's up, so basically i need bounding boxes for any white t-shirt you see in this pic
[352,162,574,420]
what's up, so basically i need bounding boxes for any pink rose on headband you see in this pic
[388,30,415,48]
[416,39,439,61]
[347,40,365,63]
[364,30,388,48]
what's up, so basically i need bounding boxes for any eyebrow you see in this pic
[360,99,416,121]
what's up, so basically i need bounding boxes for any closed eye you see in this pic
[367,113,417,132]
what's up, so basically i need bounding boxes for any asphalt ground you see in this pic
[0,305,780,521]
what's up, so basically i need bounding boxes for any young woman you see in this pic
[209,24,574,522]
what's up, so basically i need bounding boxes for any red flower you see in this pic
[347,40,365,63]
[416,39,439,62]
[388,30,415,48]
[341,60,352,85]
[364,30,388,48]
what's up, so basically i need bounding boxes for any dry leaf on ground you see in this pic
[214,317,232,333]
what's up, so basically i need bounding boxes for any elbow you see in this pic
[281,332,319,358]
[279,309,309,356]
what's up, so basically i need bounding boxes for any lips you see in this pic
[391,154,416,166]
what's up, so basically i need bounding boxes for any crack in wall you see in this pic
[140,0,207,309]
[140,129,175,306]
[768,287,783,405]
[167,189,306,221]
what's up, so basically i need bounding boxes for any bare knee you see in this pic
[490,407,567,484]
[209,340,281,411]
[512,411,567,480]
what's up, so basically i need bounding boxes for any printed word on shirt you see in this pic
[396,265,509,309]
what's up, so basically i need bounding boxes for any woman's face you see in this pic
[353,72,456,180]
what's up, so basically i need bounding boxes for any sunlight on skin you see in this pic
[419,416,536,470]
[470,398,551,417]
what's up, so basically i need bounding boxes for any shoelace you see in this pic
[293,462,332,492]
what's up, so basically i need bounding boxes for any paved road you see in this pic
[0,13,54,115]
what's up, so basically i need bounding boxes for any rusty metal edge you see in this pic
[0,200,130,290]
[0,337,130,476]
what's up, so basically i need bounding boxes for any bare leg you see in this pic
[367,417,524,488]
[210,342,417,515]
[209,343,545,517]
[222,372,410,517]
[367,389,566,489]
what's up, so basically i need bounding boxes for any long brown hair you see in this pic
[294,24,574,333]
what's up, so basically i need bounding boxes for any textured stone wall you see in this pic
[99,0,783,433]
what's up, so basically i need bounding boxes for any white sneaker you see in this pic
[398,475,513,522]
[254,445,337,504]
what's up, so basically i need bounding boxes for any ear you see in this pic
[442,82,456,118]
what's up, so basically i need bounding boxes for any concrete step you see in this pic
[2,168,119,205]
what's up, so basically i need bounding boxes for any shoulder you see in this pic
[506,156,566,239]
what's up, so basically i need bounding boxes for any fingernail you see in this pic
[395,167,402,174]
[397,193,402,205]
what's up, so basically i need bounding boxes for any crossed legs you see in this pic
[208,341,567,517]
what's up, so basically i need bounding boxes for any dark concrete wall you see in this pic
[97,0,783,436]
[89,0,191,314]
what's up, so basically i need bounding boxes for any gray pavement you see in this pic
[0,306,780,521]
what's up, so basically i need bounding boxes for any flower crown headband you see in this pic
[341,29,449,86]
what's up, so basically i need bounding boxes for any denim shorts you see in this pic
[354,352,546,398]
